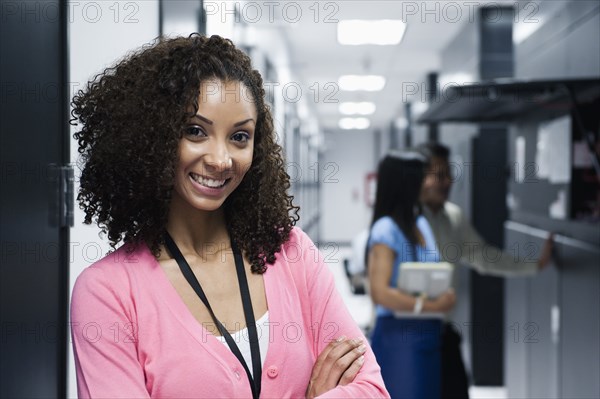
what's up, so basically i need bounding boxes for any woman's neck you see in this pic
[165,195,229,258]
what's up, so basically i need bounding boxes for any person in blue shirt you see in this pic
[367,150,456,398]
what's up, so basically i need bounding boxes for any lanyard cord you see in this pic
[164,232,262,399]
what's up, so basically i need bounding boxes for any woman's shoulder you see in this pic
[70,242,151,328]
[276,226,319,268]
[277,226,330,269]
[87,241,148,272]
[371,216,405,239]
[367,216,406,251]
[72,242,149,298]
[371,216,399,233]
[281,226,315,251]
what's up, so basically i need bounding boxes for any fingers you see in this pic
[311,335,345,382]
[324,338,366,387]
[307,336,366,398]
[439,290,455,304]
[448,290,456,303]
[538,235,555,269]
[437,290,456,312]
[448,295,457,308]
[448,291,456,307]
[338,354,366,386]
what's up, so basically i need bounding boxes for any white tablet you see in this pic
[397,262,454,298]
[393,262,454,319]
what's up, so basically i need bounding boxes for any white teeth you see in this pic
[191,173,227,188]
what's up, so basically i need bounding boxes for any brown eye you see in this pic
[186,126,206,137]
[231,131,250,143]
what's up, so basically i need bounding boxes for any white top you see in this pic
[214,311,270,378]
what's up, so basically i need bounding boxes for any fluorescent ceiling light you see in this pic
[339,117,370,130]
[339,102,376,115]
[338,20,406,45]
[394,117,408,129]
[513,16,545,44]
[438,72,475,88]
[411,102,429,116]
[338,75,385,91]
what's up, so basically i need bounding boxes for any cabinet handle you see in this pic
[551,305,560,345]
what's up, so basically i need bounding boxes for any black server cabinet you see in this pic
[0,0,70,397]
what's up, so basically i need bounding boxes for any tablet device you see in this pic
[397,262,454,299]
[393,262,454,319]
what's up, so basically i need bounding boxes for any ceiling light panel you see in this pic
[338,20,406,45]
[339,102,376,115]
[339,117,371,130]
[338,75,385,91]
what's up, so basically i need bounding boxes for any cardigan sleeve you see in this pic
[70,266,150,398]
[296,229,390,399]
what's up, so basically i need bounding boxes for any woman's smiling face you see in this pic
[173,79,257,212]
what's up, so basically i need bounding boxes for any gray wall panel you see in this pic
[516,1,600,79]
[565,12,600,77]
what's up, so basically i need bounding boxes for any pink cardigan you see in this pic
[70,227,390,398]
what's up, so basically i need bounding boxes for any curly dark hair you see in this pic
[71,33,299,273]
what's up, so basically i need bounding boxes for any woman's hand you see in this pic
[426,288,456,313]
[537,233,554,270]
[305,336,366,399]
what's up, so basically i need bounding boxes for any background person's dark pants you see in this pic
[441,322,470,398]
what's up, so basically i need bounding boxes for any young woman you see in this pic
[70,34,389,398]
[366,151,456,398]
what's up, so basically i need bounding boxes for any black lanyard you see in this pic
[164,232,262,399]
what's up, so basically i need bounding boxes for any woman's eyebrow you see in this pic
[191,114,255,127]
[234,118,255,127]
[191,114,213,125]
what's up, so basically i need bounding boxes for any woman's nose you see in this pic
[204,142,232,173]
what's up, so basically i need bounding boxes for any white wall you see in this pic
[320,130,375,243]
[67,2,159,397]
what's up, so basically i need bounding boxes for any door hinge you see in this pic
[49,164,74,227]
[59,165,74,227]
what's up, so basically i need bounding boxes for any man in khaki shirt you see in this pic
[417,142,553,398]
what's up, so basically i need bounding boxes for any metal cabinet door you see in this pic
[527,242,559,399]
[504,222,559,399]
[558,236,600,398]
[504,268,529,398]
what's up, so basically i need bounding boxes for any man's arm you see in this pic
[458,219,540,276]
[446,201,553,276]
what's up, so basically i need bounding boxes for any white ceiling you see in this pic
[246,0,498,133]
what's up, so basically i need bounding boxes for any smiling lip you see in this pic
[189,173,231,197]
